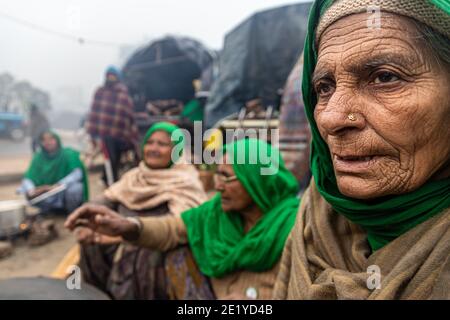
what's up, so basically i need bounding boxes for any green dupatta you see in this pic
[302,0,450,251]
[24,131,89,201]
[141,122,184,167]
[181,138,299,278]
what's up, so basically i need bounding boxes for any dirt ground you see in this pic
[0,172,105,280]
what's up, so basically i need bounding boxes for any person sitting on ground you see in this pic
[71,122,208,300]
[19,130,88,215]
[65,138,300,300]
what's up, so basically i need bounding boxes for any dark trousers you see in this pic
[102,136,133,184]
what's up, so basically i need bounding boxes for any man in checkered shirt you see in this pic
[86,66,139,183]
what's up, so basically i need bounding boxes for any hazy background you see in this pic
[0,0,309,114]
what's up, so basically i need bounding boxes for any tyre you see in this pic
[9,127,25,141]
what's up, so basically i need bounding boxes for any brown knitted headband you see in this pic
[316,0,450,45]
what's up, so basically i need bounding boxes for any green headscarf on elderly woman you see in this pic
[302,0,450,251]
[181,138,299,277]
[141,122,185,167]
[24,131,89,201]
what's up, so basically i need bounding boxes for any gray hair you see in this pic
[413,19,450,72]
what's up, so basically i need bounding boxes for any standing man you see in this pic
[85,66,139,184]
[29,104,50,153]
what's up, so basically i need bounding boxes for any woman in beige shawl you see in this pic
[274,0,450,300]
[73,122,207,299]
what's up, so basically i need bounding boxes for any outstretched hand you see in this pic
[64,204,139,240]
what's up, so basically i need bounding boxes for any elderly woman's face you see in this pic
[215,154,254,212]
[314,13,450,199]
[143,131,173,169]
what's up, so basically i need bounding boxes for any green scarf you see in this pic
[181,99,204,122]
[431,0,450,12]
[24,131,89,201]
[181,138,299,278]
[303,0,450,251]
[141,122,184,167]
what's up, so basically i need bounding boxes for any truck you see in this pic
[0,112,27,141]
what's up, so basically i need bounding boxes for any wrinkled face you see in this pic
[314,13,450,199]
[143,131,173,169]
[41,132,59,154]
[215,153,254,212]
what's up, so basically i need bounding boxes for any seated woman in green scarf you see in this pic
[65,138,300,299]
[19,130,88,214]
[71,122,208,300]
[273,0,450,299]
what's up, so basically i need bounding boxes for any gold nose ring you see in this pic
[347,113,356,121]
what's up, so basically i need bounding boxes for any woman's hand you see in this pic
[74,227,95,244]
[74,226,123,245]
[64,204,140,240]
[27,185,52,198]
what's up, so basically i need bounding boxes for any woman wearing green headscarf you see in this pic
[70,122,207,300]
[66,138,300,299]
[274,0,450,299]
[20,130,88,214]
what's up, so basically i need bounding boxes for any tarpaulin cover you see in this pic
[204,3,312,128]
[122,36,214,112]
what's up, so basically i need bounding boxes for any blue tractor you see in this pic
[0,112,27,141]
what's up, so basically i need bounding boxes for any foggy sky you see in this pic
[0,0,309,112]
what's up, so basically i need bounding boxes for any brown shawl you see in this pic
[273,180,450,300]
[104,158,207,215]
